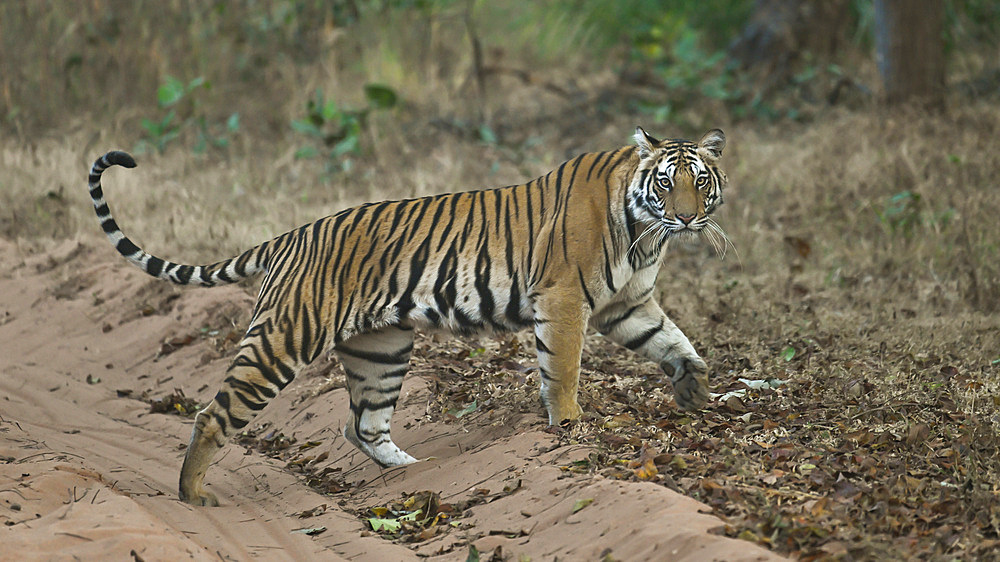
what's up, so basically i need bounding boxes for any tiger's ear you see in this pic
[697,129,726,163]
[634,126,660,159]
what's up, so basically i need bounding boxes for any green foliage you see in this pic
[633,25,738,124]
[136,75,239,155]
[291,84,399,174]
[157,76,205,107]
[946,0,1000,49]
[139,110,180,154]
[875,191,955,237]
[566,0,751,53]
[877,191,922,236]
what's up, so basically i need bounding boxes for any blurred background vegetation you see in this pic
[3,0,997,137]
[2,0,996,309]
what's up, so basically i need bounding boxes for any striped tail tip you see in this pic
[105,151,137,169]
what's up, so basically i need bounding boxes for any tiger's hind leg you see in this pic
[335,325,417,467]
[179,319,315,506]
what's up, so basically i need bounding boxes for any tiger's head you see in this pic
[628,127,727,244]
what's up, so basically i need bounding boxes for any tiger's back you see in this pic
[86,126,727,506]
[278,148,631,339]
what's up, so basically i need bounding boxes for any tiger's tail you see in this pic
[87,151,267,286]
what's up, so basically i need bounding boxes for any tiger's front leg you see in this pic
[594,297,709,411]
[533,293,591,425]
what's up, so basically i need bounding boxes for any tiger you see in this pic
[86,126,727,506]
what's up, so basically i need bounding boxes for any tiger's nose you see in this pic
[676,213,696,224]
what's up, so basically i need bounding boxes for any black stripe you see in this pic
[106,151,137,168]
[602,238,616,292]
[435,195,462,252]
[352,396,400,414]
[424,308,441,327]
[212,412,231,434]
[281,315,298,366]
[213,392,249,430]
[233,250,253,277]
[595,150,617,179]
[146,256,164,277]
[560,157,582,260]
[381,366,409,380]
[116,238,139,255]
[535,337,553,355]
[474,239,495,322]
[224,374,276,400]
[362,382,403,395]
[624,319,664,350]
[337,343,412,365]
[342,366,366,382]
[273,359,296,389]
[586,151,609,181]
[175,265,194,284]
[502,195,516,272]
[232,355,284,390]
[599,302,645,334]
[228,416,249,430]
[453,307,482,334]
[231,389,267,411]
[576,267,595,310]
[100,217,119,234]
[300,307,315,364]
[365,201,392,236]
[503,272,532,328]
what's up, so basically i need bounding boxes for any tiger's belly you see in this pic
[403,284,535,335]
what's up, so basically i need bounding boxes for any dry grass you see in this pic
[7,102,996,313]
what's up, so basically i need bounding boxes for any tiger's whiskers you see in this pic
[706,219,741,267]
[627,222,660,259]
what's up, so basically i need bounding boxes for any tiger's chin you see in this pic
[666,227,704,240]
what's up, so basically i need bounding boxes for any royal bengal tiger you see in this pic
[87,126,727,506]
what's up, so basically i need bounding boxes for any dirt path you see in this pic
[0,239,779,561]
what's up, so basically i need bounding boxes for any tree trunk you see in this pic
[874,0,946,108]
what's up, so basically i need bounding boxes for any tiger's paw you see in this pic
[546,399,584,426]
[178,486,220,507]
[663,356,710,411]
[343,423,418,468]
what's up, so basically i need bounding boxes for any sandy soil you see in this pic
[0,238,780,561]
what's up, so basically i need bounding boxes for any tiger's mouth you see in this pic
[663,215,708,234]
[662,215,733,258]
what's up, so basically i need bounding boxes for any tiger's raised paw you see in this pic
[663,356,710,411]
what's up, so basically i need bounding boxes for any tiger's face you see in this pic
[628,127,727,239]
